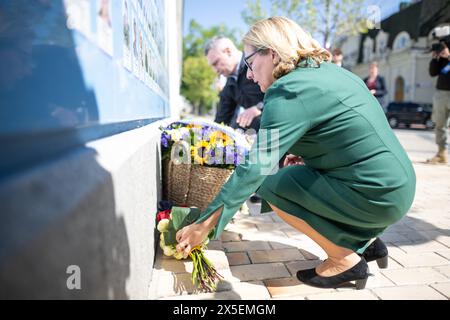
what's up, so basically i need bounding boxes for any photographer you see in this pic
[426,40,450,164]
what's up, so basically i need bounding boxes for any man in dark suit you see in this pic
[205,37,264,203]
[205,37,264,132]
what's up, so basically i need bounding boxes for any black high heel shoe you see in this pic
[360,238,388,269]
[296,257,369,290]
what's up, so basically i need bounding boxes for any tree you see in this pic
[181,56,219,116]
[181,20,242,115]
[183,19,242,58]
[241,0,369,48]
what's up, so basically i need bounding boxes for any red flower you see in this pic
[156,209,171,222]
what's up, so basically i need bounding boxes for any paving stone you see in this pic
[436,250,450,261]
[430,282,450,299]
[380,233,411,244]
[306,290,379,300]
[270,214,285,223]
[433,265,450,279]
[152,267,240,299]
[229,281,271,300]
[221,231,241,242]
[153,250,229,275]
[433,234,450,248]
[268,237,313,250]
[264,277,336,298]
[372,285,447,300]
[381,267,449,286]
[383,257,404,270]
[398,231,433,242]
[154,255,193,274]
[241,230,289,241]
[336,265,395,290]
[256,222,291,231]
[285,260,322,277]
[224,223,258,234]
[238,215,277,224]
[207,240,223,250]
[248,248,305,264]
[299,248,321,260]
[230,263,290,282]
[226,252,251,266]
[385,223,415,233]
[396,240,450,253]
[223,240,271,253]
[204,250,231,270]
[387,252,449,267]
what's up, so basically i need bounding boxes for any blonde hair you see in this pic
[243,17,332,79]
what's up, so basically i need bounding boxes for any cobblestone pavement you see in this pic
[150,128,450,300]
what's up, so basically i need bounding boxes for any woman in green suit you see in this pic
[176,17,416,290]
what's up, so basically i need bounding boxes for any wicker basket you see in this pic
[162,159,233,212]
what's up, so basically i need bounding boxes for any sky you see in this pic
[183,0,409,40]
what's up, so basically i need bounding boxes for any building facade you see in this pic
[338,0,450,107]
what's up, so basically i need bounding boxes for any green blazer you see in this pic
[196,61,416,252]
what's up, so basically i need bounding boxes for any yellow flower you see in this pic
[208,131,221,145]
[187,124,202,129]
[191,140,209,165]
[222,134,234,147]
[209,131,234,147]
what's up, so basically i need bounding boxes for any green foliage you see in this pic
[181,20,243,115]
[241,0,368,48]
[181,55,219,115]
[241,0,269,26]
[183,19,242,57]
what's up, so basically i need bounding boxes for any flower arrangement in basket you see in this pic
[159,119,253,211]
[156,200,223,292]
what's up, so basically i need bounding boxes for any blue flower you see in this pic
[161,133,170,148]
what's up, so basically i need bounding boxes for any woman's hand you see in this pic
[175,222,210,258]
[283,154,304,167]
[175,207,222,258]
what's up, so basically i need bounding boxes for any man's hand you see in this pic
[370,89,377,95]
[283,154,304,167]
[236,106,261,128]
[439,47,450,59]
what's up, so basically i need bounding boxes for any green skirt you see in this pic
[256,164,411,253]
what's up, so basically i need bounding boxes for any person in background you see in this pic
[331,48,344,68]
[364,61,387,112]
[426,42,450,164]
[204,37,264,132]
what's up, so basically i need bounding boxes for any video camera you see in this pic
[430,26,450,54]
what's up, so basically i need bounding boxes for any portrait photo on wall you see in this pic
[64,0,92,39]
[122,0,131,71]
[96,0,113,56]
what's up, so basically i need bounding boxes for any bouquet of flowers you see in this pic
[160,119,253,168]
[156,200,223,292]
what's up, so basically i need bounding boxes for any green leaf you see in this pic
[171,206,191,230]
[180,207,202,229]
[164,229,177,246]
[163,219,177,246]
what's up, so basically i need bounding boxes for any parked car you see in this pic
[385,102,435,129]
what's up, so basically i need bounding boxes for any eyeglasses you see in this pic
[244,48,264,71]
